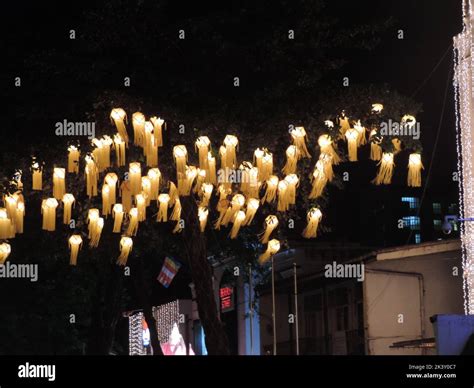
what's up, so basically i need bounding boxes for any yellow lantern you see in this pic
[62,193,75,225]
[194,169,206,194]
[147,168,161,201]
[117,236,133,266]
[157,193,170,222]
[102,135,113,169]
[141,177,152,206]
[260,151,273,182]
[170,197,181,223]
[200,183,213,207]
[0,208,14,239]
[114,134,126,166]
[195,136,211,171]
[129,162,142,196]
[223,135,239,169]
[198,206,209,232]
[369,129,382,161]
[318,153,334,181]
[373,153,395,185]
[68,235,83,266]
[354,120,367,146]
[67,146,80,174]
[85,155,98,198]
[284,174,299,205]
[4,195,18,227]
[120,180,132,213]
[309,161,328,199]
[89,217,104,248]
[32,162,43,191]
[104,173,118,205]
[290,127,311,158]
[318,135,340,165]
[260,215,279,244]
[408,153,423,187]
[258,239,280,265]
[135,194,147,222]
[180,166,197,196]
[53,168,66,200]
[150,116,164,147]
[243,198,259,226]
[169,182,179,206]
[87,208,100,240]
[302,208,323,239]
[0,242,11,264]
[144,121,154,157]
[207,153,217,185]
[126,208,139,236]
[110,108,129,144]
[254,148,264,171]
[219,145,228,170]
[112,203,124,233]
[277,180,290,212]
[345,128,359,162]
[229,210,246,239]
[221,194,245,227]
[92,138,105,172]
[261,175,279,204]
[101,184,112,218]
[15,201,25,234]
[282,145,298,175]
[173,145,188,178]
[132,112,145,147]
[41,198,59,232]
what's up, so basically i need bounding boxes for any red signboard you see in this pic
[219,285,234,312]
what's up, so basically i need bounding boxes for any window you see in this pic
[432,203,442,215]
[415,234,421,244]
[403,216,420,230]
[401,197,420,210]
[433,219,442,230]
[448,203,458,215]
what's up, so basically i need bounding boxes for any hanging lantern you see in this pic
[200,183,213,207]
[261,175,279,204]
[217,184,231,203]
[168,182,179,206]
[0,242,11,264]
[243,198,259,226]
[144,121,154,157]
[102,135,113,169]
[129,162,142,196]
[5,195,17,227]
[0,208,14,239]
[319,153,334,181]
[126,208,139,236]
[147,168,161,201]
[284,174,299,205]
[282,145,299,175]
[372,103,384,113]
[41,198,59,232]
[339,114,351,135]
[373,152,395,185]
[214,197,230,230]
[92,138,106,172]
[101,184,112,218]
[89,217,104,248]
[290,127,311,158]
[135,194,147,222]
[219,145,228,170]
[31,162,43,191]
[132,112,145,147]
[180,166,197,196]
[207,153,217,185]
[302,208,323,239]
[248,167,260,198]
[239,162,251,194]
[309,161,328,199]
[104,173,118,205]
[62,193,75,225]
[260,215,279,244]
[221,194,245,227]
[114,134,126,167]
[369,130,383,161]
[229,210,246,239]
[224,135,239,169]
[15,201,25,234]
[173,145,188,178]
[277,180,290,212]
[87,209,100,240]
[194,169,206,193]
[85,155,98,198]
[195,136,211,171]
[318,135,340,164]
[53,168,66,200]
[157,193,170,222]
[150,116,164,147]
[408,153,423,187]
[68,235,83,266]
[67,146,80,174]
[345,128,359,162]
[196,206,208,233]
[141,177,152,206]
[260,151,273,182]
[117,237,133,266]
[110,108,129,144]
[120,180,132,213]
[354,120,367,146]
[258,239,280,265]
[170,197,182,222]
[112,204,124,233]
[254,148,264,171]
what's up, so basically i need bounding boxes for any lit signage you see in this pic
[219,285,234,313]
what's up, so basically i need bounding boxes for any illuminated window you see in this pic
[415,234,421,244]
[448,203,458,214]
[433,219,442,230]
[401,197,420,210]
[403,216,420,230]
[432,203,442,215]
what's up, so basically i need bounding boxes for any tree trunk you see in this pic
[181,196,230,355]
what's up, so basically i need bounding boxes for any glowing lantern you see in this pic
[117,237,133,266]
[114,134,126,167]
[68,146,80,174]
[0,208,14,239]
[345,128,359,162]
[284,174,299,205]
[126,208,139,236]
[369,130,382,161]
[42,198,59,232]
[309,161,328,199]
[32,162,43,191]
[85,155,98,198]
[373,153,395,185]
[135,194,147,222]
[110,108,129,144]
[302,208,323,239]
[219,145,228,170]
[196,136,211,171]
[15,201,25,234]
[53,168,66,200]
[229,210,246,239]
[318,135,340,164]
[260,215,279,244]
[180,166,197,196]
[169,182,178,206]
[173,145,188,178]
[214,198,229,230]
[0,242,11,264]
[144,121,154,157]
[87,209,100,240]
[132,112,145,147]
[277,180,290,212]
[282,145,299,175]
[261,175,279,204]
[200,183,213,207]
[354,121,367,146]
[4,195,17,227]
[260,151,273,182]
[89,217,104,248]
[62,193,75,225]
[243,198,259,226]
[198,206,209,232]
[254,148,264,171]
[147,168,161,200]
[102,135,113,169]
[319,153,334,181]
[194,169,206,193]
[157,194,170,222]
[339,114,351,135]
[222,194,245,227]
[150,116,164,147]
[372,103,384,113]
[112,204,124,233]
[207,153,217,185]
[141,177,152,206]
[104,173,118,205]
[170,197,181,222]
[224,135,239,169]
[290,127,311,158]
[120,180,132,213]
[408,153,423,187]
[258,239,280,265]
[68,235,83,266]
[129,162,142,196]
